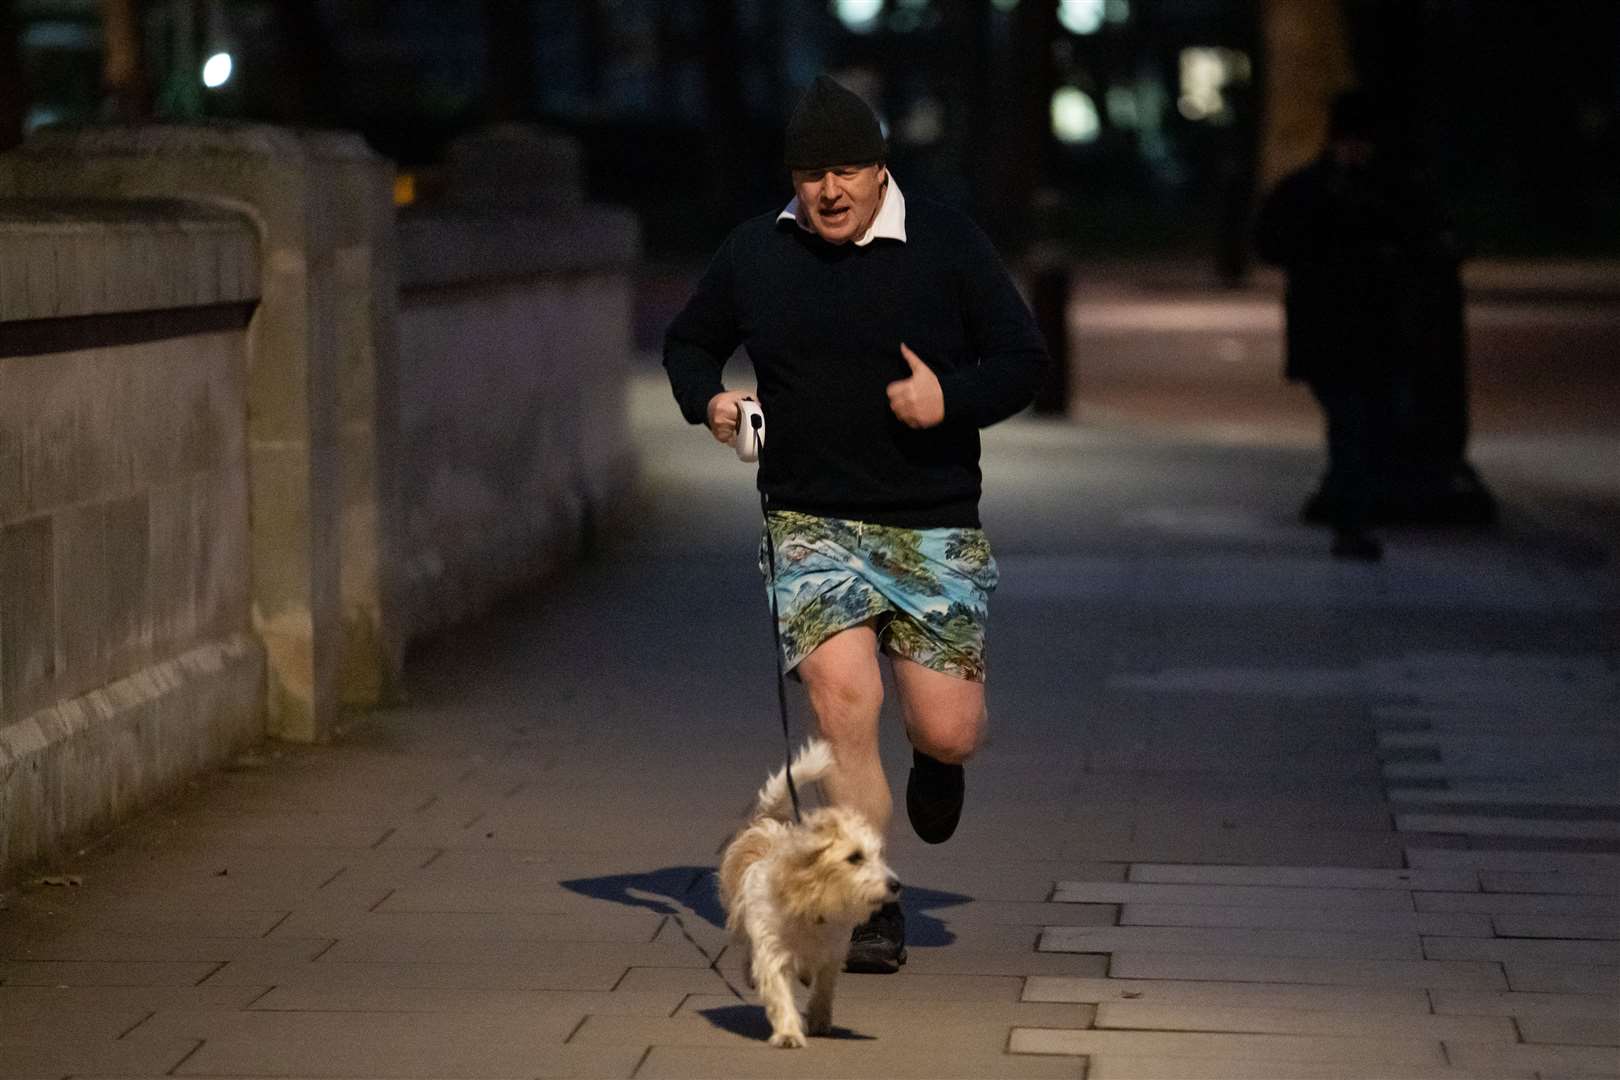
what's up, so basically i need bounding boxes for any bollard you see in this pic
[1030,261,1071,415]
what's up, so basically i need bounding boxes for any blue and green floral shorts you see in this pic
[759,510,999,682]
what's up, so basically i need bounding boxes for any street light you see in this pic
[202,51,233,90]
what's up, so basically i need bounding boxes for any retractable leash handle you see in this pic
[734,398,764,461]
[737,398,802,822]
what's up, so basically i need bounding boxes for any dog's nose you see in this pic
[886,876,902,896]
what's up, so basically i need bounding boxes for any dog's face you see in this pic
[777,806,900,924]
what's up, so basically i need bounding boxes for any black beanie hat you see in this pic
[784,75,886,170]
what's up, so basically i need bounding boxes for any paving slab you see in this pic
[1009,1026,1448,1067]
[1117,823,1407,867]
[0,1037,202,1079]
[171,1040,644,1079]
[194,958,632,991]
[245,986,686,1015]
[1092,1000,1517,1041]
[315,937,710,967]
[1504,961,1620,994]
[0,998,150,1041]
[0,984,266,1012]
[573,998,1093,1052]
[1406,848,1620,874]
[927,900,1119,927]
[1051,881,1416,911]
[266,909,668,944]
[1416,890,1619,916]
[1424,935,1620,965]
[0,932,331,964]
[1444,1039,1620,1075]
[1482,869,1620,895]
[0,960,223,986]
[1125,864,1476,891]
[1492,915,1620,939]
[1041,925,1424,960]
[1430,989,1620,1020]
[634,1044,1086,1079]
[1399,814,1620,839]
[1022,975,1431,1013]
[1108,951,1508,989]
[1518,1013,1620,1046]
[1119,902,1491,936]
[1083,1057,1535,1080]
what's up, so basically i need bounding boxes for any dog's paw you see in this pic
[768,1029,807,1049]
[806,1015,832,1037]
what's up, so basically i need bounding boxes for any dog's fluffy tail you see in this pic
[752,738,836,821]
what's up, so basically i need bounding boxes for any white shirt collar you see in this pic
[777,173,907,246]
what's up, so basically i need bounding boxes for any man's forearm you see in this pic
[663,342,729,426]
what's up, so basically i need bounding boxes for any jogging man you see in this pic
[664,75,1047,972]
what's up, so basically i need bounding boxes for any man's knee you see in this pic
[910,705,985,764]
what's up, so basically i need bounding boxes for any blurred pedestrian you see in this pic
[663,75,1047,973]
[1256,90,1461,559]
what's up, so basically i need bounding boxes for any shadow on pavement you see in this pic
[698,1003,875,1042]
[560,865,725,926]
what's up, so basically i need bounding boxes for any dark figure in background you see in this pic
[1256,91,1483,560]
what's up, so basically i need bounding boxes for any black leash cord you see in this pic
[752,411,802,823]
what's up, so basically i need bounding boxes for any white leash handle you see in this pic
[734,398,765,462]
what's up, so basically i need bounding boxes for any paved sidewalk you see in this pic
[2,371,1617,1079]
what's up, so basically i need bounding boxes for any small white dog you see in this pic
[717,739,901,1048]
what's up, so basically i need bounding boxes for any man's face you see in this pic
[790,163,888,245]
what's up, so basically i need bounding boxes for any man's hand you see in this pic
[886,343,945,429]
[705,389,756,445]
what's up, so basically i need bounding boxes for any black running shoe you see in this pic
[845,901,907,974]
[906,749,964,844]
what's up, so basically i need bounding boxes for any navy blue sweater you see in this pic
[663,197,1047,528]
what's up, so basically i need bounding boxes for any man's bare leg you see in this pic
[796,622,890,833]
[892,657,984,843]
[891,657,986,764]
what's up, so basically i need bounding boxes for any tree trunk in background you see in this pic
[482,0,536,123]
[0,3,24,151]
[101,0,152,121]
[1257,0,1354,193]
[270,0,339,126]
[949,0,995,235]
[702,0,744,222]
[995,0,1056,255]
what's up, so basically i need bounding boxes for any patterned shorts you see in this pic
[759,510,999,682]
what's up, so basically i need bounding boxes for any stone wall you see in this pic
[0,200,266,873]
[1,126,407,743]
[395,206,639,638]
[0,124,641,880]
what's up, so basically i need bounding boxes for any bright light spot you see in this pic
[393,173,417,207]
[1178,47,1248,122]
[1051,86,1101,144]
[1058,0,1106,34]
[1105,0,1130,23]
[1105,85,1139,129]
[833,0,883,32]
[202,51,233,89]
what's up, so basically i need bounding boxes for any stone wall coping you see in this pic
[398,204,640,291]
[0,197,253,229]
[14,122,378,164]
[0,198,260,322]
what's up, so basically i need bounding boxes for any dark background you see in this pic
[4,0,1617,262]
